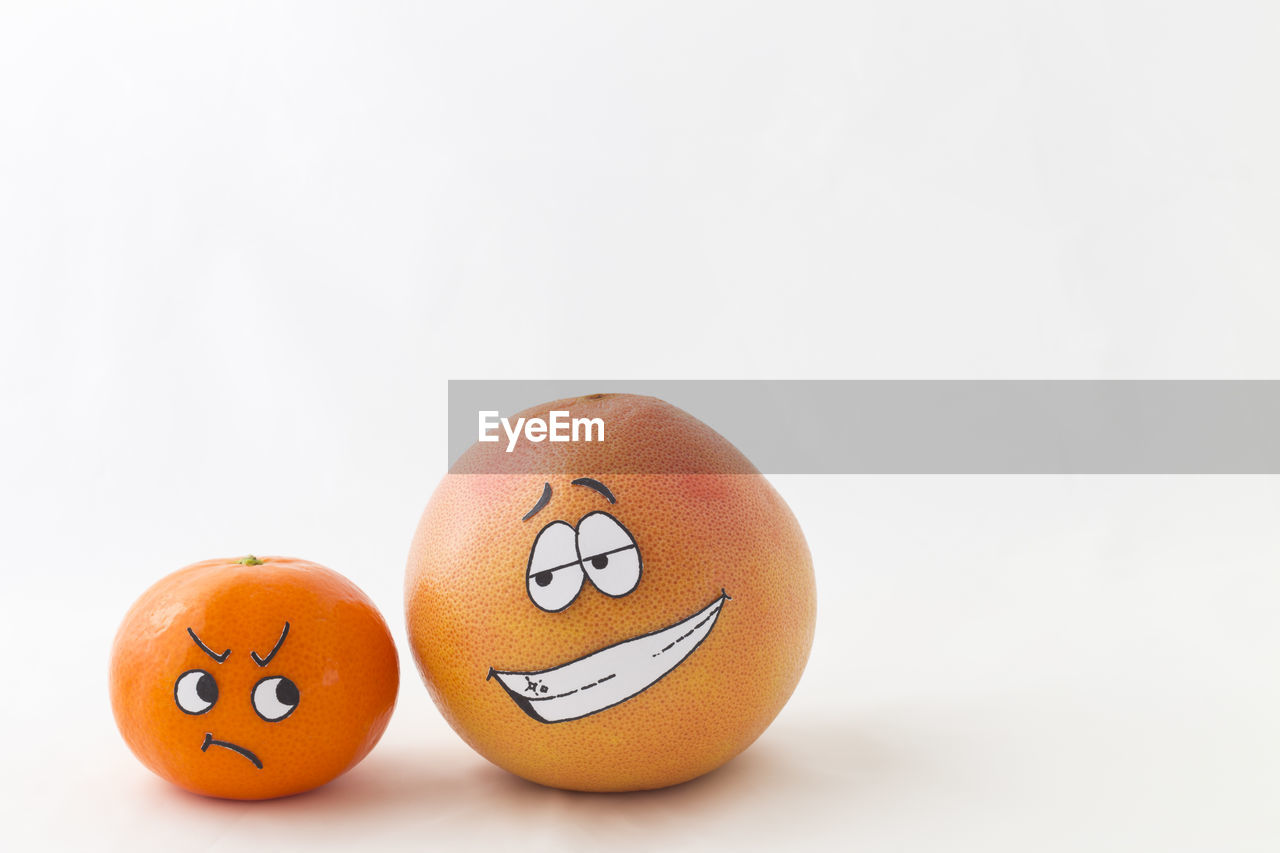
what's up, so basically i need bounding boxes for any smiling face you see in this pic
[110,557,399,800]
[406,468,816,792]
[486,478,731,723]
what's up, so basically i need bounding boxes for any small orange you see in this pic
[110,556,399,800]
[406,394,816,791]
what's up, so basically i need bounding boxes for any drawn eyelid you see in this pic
[530,558,583,576]
[579,544,636,560]
[527,520,580,576]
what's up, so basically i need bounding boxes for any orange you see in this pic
[109,556,399,800]
[405,394,816,791]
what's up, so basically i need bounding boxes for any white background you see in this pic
[2,2,1279,851]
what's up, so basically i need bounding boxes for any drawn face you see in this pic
[486,478,730,723]
[174,622,298,769]
[111,556,402,800]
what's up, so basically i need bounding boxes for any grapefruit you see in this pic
[405,394,816,791]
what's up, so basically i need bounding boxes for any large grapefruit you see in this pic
[405,394,816,791]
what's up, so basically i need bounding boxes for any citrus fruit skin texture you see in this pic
[109,556,399,800]
[406,395,816,792]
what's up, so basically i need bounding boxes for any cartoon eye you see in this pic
[252,676,300,722]
[526,520,584,612]
[174,669,218,715]
[576,511,642,597]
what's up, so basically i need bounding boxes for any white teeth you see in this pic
[488,591,729,723]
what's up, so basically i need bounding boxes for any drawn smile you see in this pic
[200,733,263,769]
[487,590,730,723]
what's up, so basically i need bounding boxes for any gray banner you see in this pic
[448,381,1280,474]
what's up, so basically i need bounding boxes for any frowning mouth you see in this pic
[487,590,730,723]
[201,733,263,769]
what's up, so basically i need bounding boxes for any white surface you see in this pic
[2,3,1279,851]
[5,478,1280,852]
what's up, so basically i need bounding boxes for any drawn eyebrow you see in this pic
[251,622,290,667]
[187,628,230,663]
[522,482,552,522]
[571,477,616,504]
